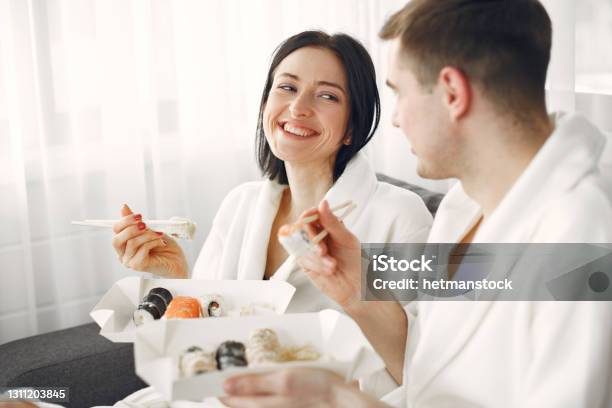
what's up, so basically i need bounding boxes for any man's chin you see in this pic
[416,162,448,180]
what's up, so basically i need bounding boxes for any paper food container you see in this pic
[90,277,296,343]
[133,309,385,401]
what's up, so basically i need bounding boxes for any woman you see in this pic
[112,31,432,311]
[111,31,432,406]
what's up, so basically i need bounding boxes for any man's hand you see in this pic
[294,200,409,384]
[297,200,363,310]
[221,368,387,408]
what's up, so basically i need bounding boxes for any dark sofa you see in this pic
[0,175,443,407]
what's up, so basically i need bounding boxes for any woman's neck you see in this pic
[283,159,334,220]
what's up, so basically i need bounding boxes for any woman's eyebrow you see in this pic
[277,72,346,95]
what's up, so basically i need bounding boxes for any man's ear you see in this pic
[438,66,471,121]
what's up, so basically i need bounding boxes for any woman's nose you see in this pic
[289,92,313,118]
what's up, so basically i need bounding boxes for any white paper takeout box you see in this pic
[133,309,385,401]
[90,277,296,342]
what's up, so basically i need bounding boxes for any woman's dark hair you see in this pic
[256,30,381,184]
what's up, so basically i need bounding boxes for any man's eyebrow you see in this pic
[385,79,397,90]
[277,72,346,95]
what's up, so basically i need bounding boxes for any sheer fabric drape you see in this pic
[1,0,610,344]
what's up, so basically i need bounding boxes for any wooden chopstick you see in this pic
[310,202,356,244]
[301,200,354,224]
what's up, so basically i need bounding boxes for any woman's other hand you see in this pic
[111,204,188,278]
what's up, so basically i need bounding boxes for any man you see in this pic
[221,0,612,407]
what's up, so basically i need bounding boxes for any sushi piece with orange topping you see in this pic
[165,296,201,319]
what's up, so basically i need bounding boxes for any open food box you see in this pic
[133,309,385,401]
[90,276,296,342]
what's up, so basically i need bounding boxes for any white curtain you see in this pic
[1,0,610,344]
[541,0,612,183]
[0,0,410,344]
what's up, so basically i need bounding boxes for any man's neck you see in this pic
[459,116,554,218]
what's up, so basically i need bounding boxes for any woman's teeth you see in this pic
[282,123,317,137]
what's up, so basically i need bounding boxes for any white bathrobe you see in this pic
[192,152,433,313]
[109,153,432,408]
[391,112,612,408]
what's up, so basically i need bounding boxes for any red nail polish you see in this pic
[138,222,146,230]
[134,214,142,221]
[155,231,163,236]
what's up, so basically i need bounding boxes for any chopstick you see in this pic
[311,203,356,244]
[72,219,191,228]
[297,200,356,245]
[300,200,354,224]
[71,221,112,228]
[85,219,190,224]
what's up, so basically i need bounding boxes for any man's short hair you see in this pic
[380,0,552,118]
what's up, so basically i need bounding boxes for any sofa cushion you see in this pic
[376,173,444,217]
[0,323,145,408]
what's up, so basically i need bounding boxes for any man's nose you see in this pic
[289,92,313,118]
[391,110,400,128]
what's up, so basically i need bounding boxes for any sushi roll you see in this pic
[166,217,197,240]
[278,201,356,257]
[165,296,201,319]
[248,328,280,348]
[180,346,217,377]
[148,287,173,307]
[216,341,248,369]
[199,294,225,317]
[278,223,314,257]
[133,303,162,326]
[246,328,280,365]
[142,293,167,315]
[133,294,168,326]
[133,287,173,326]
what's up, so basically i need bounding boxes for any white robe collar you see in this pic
[236,152,377,281]
[408,112,608,398]
[428,111,606,244]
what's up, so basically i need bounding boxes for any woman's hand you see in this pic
[111,204,188,278]
[296,200,363,311]
[221,368,387,408]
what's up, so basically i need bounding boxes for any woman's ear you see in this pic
[343,131,352,145]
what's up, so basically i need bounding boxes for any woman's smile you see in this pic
[277,120,321,140]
